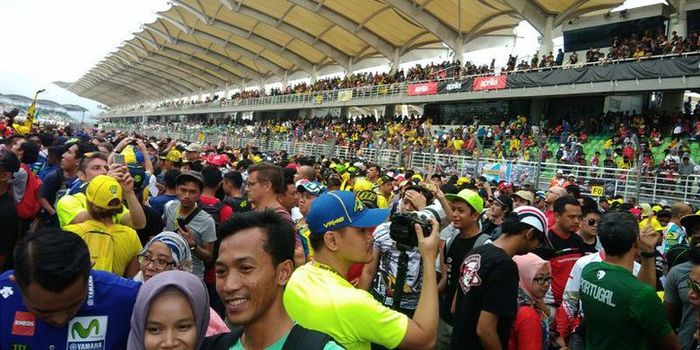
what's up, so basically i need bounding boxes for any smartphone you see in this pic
[113,153,126,165]
[177,218,187,229]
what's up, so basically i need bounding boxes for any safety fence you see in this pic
[134,128,700,205]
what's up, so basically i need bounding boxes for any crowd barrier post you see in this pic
[473,137,482,178]
[534,132,544,191]
[632,134,642,203]
[328,136,336,161]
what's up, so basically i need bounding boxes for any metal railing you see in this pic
[128,127,700,205]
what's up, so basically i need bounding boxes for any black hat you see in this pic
[176,170,204,188]
[681,214,700,231]
[493,194,514,213]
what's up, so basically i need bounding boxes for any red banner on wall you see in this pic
[407,82,438,96]
[472,75,507,91]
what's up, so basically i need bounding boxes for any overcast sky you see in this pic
[0,0,168,117]
[0,0,662,118]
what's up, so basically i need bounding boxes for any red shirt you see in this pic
[509,306,544,350]
[534,227,590,306]
[199,195,233,284]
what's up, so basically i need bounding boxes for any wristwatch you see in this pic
[640,251,656,259]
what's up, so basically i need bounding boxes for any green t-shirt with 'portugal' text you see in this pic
[580,261,672,350]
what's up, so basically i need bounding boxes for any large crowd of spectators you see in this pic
[0,105,700,349]
[103,102,700,177]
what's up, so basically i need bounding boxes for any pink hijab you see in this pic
[513,253,551,298]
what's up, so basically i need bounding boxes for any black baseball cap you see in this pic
[176,170,205,189]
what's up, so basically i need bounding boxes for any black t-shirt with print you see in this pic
[580,237,600,255]
[451,244,518,350]
[441,233,487,324]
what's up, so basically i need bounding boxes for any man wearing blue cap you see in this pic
[283,190,440,350]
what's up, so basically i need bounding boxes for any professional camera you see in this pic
[389,207,441,250]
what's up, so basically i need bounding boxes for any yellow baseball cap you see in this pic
[352,178,374,192]
[86,175,122,210]
[160,149,182,163]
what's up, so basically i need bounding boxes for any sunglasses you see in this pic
[688,279,700,294]
[533,276,553,285]
[587,218,597,227]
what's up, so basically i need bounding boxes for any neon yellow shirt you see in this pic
[56,193,129,228]
[283,263,408,350]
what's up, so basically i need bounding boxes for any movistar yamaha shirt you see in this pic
[0,270,140,350]
[580,261,672,350]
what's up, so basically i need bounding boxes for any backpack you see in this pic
[445,231,491,257]
[199,199,227,225]
[201,325,334,350]
[16,164,42,220]
[223,196,252,213]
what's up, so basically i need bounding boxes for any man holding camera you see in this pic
[358,185,446,320]
[284,190,440,350]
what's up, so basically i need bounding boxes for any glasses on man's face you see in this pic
[137,254,175,270]
[533,275,553,285]
[587,218,597,227]
[688,279,700,294]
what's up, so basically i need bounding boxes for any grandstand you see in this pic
[54,0,700,204]
[56,0,699,115]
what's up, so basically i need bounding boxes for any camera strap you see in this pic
[391,251,410,310]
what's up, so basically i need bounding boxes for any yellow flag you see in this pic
[26,101,36,124]
[15,89,45,135]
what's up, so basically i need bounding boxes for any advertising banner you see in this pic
[472,75,507,91]
[438,80,471,94]
[337,89,353,102]
[509,163,537,186]
[407,82,438,96]
[480,162,511,183]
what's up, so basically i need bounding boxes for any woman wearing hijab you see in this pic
[135,231,229,336]
[509,253,554,350]
[128,270,209,349]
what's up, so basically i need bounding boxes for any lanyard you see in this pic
[311,260,344,279]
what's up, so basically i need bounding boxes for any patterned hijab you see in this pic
[142,231,193,272]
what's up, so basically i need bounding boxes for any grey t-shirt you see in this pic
[664,261,695,350]
[163,200,217,279]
